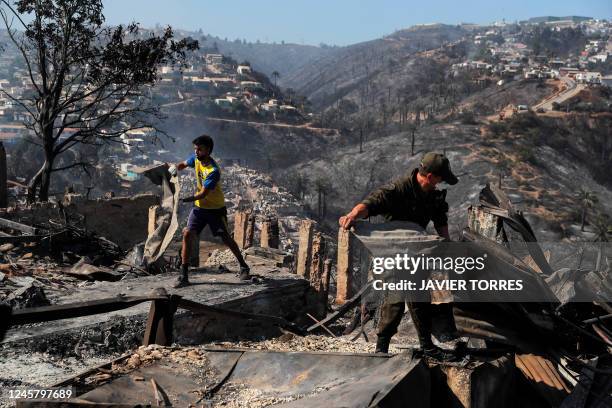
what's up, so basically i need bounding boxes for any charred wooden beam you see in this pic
[296,219,314,278]
[143,288,180,346]
[307,281,372,333]
[0,234,45,244]
[10,292,170,326]
[0,217,39,235]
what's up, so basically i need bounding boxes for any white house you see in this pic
[240,81,262,91]
[214,98,233,108]
[237,65,251,75]
[575,71,602,84]
[205,54,223,65]
[588,54,608,63]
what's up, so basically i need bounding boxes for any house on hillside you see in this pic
[205,54,223,66]
[119,128,154,154]
[189,77,213,90]
[237,65,251,75]
[559,67,581,77]
[575,71,601,84]
[588,54,608,63]
[214,98,233,109]
[240,81,262,91]
[549,60,565,69]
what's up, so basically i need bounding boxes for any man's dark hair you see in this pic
[192,134,214,153]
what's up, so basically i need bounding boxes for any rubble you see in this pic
[3,283,50,309]
[204,248,240,267]
[179,163,309,251]
[213,334,402,354]
[1,165,610,407]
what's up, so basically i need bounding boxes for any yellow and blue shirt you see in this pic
[185,155,225,209]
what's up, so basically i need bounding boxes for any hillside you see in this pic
[198,34,339,81]
[272,116,612,241]
[281,24,468,109]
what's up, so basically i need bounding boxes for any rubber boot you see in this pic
[375,336,390,353]
[173,264,190,288]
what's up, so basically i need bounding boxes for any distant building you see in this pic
[119,163,140,182]
[119,128,153,154]
[575,71,601,84]
[601,75,612,88]
[550,60,565,68]
[559,67,581,77]
[237,65,251,75]
[240,81,262,91]
[159,66,175,75]
[214,98,233,108]
[205,54,223,65]
[588,54,608,63]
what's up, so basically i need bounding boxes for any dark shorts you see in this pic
[187,206,229,237]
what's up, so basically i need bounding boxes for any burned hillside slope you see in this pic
[277,119,612,241]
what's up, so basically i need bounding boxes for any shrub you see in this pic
[489,121,508,136]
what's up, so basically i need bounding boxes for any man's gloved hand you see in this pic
[181,196,196,203]
[168,164,178,177]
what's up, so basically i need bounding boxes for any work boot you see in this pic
[375,336,390,353]
[422,345,460,362]
[239,265,250,281]
[173,266,190,288]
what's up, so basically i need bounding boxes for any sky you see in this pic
[103,0,612,46]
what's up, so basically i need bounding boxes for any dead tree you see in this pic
[0,0,197,202]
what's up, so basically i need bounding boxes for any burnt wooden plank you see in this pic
[0,217,39,235]
[0,234,44,244]
[10,293,170,326]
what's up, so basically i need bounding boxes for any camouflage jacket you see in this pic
[360,168,449,229]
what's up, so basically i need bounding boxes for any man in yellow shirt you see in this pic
[174,134,250,287]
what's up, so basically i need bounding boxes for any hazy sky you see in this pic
[103,0,611,46]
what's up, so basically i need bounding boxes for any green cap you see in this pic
[420,152,458,185]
